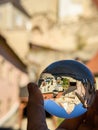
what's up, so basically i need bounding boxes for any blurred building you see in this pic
[27,0,98,62]
[86,51,98,88]
[0,0,31,30]
[0,0,32,64]
[0,0,98,81]
[0,0,98,129]
[0,34,28,126]
[0,1,31,127]
[22,0,98,22]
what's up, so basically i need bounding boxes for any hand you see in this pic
[27,82,48,130]
[27,82,98,130]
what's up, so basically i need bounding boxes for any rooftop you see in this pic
[86,51,98,75]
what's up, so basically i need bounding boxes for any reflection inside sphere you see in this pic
[38,60,96,117]
[38,73,86,114]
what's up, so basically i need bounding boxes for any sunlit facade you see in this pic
[0,1,31,30]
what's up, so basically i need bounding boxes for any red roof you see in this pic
[86,51,98,75]
[92,0,98,7]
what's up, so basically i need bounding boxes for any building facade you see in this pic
[0,0,31,30]
[0,35,28,125]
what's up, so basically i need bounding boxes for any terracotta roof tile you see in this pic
[93,0,98,8]
[86,51,98,75]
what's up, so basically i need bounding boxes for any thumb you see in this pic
[27,82,44,105]
[27,82,48,130]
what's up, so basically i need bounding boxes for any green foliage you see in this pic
[62,78,69,90]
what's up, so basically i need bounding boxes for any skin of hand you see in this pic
[27,82,98,130]
[27,82,48,130]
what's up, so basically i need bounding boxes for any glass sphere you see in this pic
[38,60,96,118]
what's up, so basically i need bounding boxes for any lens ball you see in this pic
[38,60,96,118]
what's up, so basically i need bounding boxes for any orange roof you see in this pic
[86,51,98,75]
[93,0,98,8]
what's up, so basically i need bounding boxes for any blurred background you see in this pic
[0,0,98,130]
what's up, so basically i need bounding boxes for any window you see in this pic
[58,0,83,19]
[15,14,23,27]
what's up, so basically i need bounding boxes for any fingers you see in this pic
[27,82,48,130]
[26,84,98,130]
[81,90,98,130]
[56,113,86,130]
[77,90,98,130]
[78,124,92,130]
[92,90,98,110]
